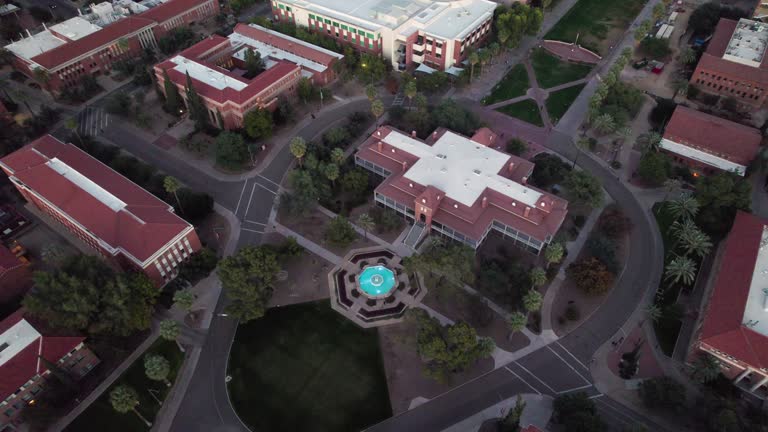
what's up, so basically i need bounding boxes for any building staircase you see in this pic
[403,222,427,249]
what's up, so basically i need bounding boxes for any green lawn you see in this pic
[65,339,184,432]
[482,64,530,105]
[531,49,592,89]
[228,302,392,432]
[544,0,647,54]
[545,84,585,124]
[495,99,544,127]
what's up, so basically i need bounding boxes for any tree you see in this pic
[679,47,697,64]
[325,216,357,246]
[544,242,564,269]
[163,176,183,215]
[506,138,528,156]
[289,137,307,167]
[507,311,528,333]
[243,108,273,140]
[662,178,682,201]
[636,132,662,153]
[597,207,631,239]
[403,240,475,287]
[652,3,666,21]
[371,99,384,125]
[499,395,525,432]
[340,169,369,197]
[637,152,670,186]
[215,132,249,170]
[65,118,83,146]
[529,267,546,289]
[639,37,672,58]
[523,289,543,312]
[667,195,700,221]
[690,354,720,384]
[645,303,662,323]
[592,113,616,134]
[567,257,614,295]
[110,385,150,426]
[638,377,686,411]
[219,246,280,322]
[404,80,417,106]
[297,77,313,104]
[173,289,196,312]
[177,248,219,283]
[243,48,265,77]
[634,20,652,41]
[664,255,697,286]
[478,49,491,75]
[365,83,377,101]
[330,147,346,165]
[694,172,751,235]
[323,163,339,186]
[565,171,604,207]
[553,392,604,431]
[676,226,712,258]
[531,153,571,188]
[33,68,51,90]
[688,2,721,35]
[357,213,375,240]
[144,354,171,387]
[184,72,209,131]
[413,93,428,111]
[282,169,318,216]
[159,319,181,346]
[163,70,181,114]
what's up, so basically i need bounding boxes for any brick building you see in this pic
[0,245,31,304]
[690,18,768,107]
[271,0,496,71]
[690,211,768,400]
[0,135,201,286]
[154,23,342,129]
[354,126,568,253]
[5,0,219,94]
[660,106,762,177]
[0,309,99,428]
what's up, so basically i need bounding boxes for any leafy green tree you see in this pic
[173,289,196,313]
[553,392,604,431]
[297,77,313,104]
[365,83,377,101]
[404,80,417,106]
[690,353,721,384]
[638,151,670,186]
[357,213,375,240]
[325,216,357,246]
[289,136,307,167]
[184,72,209,130]
[694,172,751,236]
[163,176,183,214]
[667,195,700,221]
[544,242,564,269]
[507,311,527,333]
[215,132,249,170]
[178,248,219,283]
[414,93,428,111]
[634,20,652,41]
[523,289,543,312]
[330,147,346,165]
[110,385,150,426]
[664,255,697,286]
[506,138,528,156]
[243,48,265,77]
[282,169,318,216]
[499,395,526,432]
[243,108,273,140]
[565,171,604,207]
[638,376,686,411]
[144,354,171,387]
[324,127,350,147]
[403,240,475,286]
[159,319,180,345]
[219,246,280,322]
[652,3,666,20]
[371,99,384,125]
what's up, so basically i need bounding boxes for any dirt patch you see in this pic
[378,319,494,414]
[278,207,376,257]
[347,202,405,244]
[262,232,332,307]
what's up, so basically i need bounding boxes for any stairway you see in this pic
[403,222,426,249]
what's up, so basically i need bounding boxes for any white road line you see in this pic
[241,228,264,234]
[243,183,258,216]
[504,367,541,395]
[256,174,281,189]
[513,361,556,394]
[555,341,590,372]
[594,398,634,426]
[546,346,591,385]
[253,181,277,195]
[555,384,593,394]
[244,219,266,226]
[588,393,604,399]
[233,180,249,217]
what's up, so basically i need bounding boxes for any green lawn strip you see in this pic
[227,302,391,432]
[482,64,530,105]
[531,49,592,89]
[64,339,184,432]
[545,84,585,124]
[544,0,647,54]
[495,99,544,127]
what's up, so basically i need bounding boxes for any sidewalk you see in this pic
[440,393,553,432]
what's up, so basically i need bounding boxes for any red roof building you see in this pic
[0,135,202,286]
[691,211,768,399]
[0,310,99,427]
[0,244,31,304]
[660,106,762,176]
[690,18,768,107]
[4,0,219,94]
[355,126,567,253]
[154,24,342,129]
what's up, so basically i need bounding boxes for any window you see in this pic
[324,18,331,24]
[0,343,7,353]
[309,13,315,19]
[332,21,339,27]
[341,24,348,30]
[286,6,291,11]
[369,42,374,49]
[278,3,284,9]
[366,32,374,39]
[360,39,365,46]
[350,28,357,34]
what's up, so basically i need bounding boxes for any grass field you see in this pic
[228,302,392,432]
[496,99,544,127]
[531,49,592,89]
[544,0,647,54]
[482,64,530,105]
[546,84,586,124]
[65,339,184,432]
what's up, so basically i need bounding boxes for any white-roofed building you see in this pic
[270,0,496,71]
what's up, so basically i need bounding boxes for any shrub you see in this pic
[566,257,614,295]
[598,206,632,238]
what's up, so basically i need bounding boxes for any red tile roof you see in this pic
[694,18,768,86]
[0,310,85,399]
[232,23,340,66]
[706,19,739,58]
[699,211,768,369]
[140,0,208,23]
[0,135,192,264]
[663,106,762,166]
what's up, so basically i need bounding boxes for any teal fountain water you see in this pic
[358,265,396,297]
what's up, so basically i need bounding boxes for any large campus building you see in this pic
[690,18,768,107]
[4,0,219,93]
[270,0,496,71]
[660,106,762,177]
[154,23,343,129]
[355,126,568,253]
[690,211,768,400]
[0,309,99,428]
[0,135,202,286]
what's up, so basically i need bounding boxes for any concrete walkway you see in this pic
[272,221,341,264]
[316,205,391,248]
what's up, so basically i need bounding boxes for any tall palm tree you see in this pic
[144,354,171,387]
[667,195,700,221]
[529,267,546,290]
[110,385,151,426]
[690,354,721,383]
[478,50,491,75]
[330,147,345,165]
[662,178,682,201]
[678,229,712,258]
[664,255,697,286]
[468,51,479,82]
[544,243,564,269]
[507,311,527,333]
[159,319,184,352]
[357,213,375,240]
[645,303,662,324]
[163,176,183,215]
[289,136,307,167]
[365,84,377,102]
[65,117,84,146]
[323,163,339,186]
[371,99,384,126]
[593,113,616,135]
[488,42,501,64]
[523,289,543,312]
[414,93,427,111]
[679,47,697,65]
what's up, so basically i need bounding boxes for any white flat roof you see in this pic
[422,0,495,40]
[724,18,768,67]
[382,130,542,207]
[660,138,747,175]
[0,319,40,368]
[229,28,341,73]
[742,226,768,337]
[47,157,127,212]
[49,17,102,41]
[169,55,248,91]
[5,30,67,62]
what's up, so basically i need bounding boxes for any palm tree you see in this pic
[159,319,184,352]
[144,354,171,387]
[690,354,721,383]
[173,289,196,313]
[371,99,384,126]
[544,243,564,269]
[323,163,339,186]
[497,28,511,49]
[110,385,151,426]
[357,213,375,240]
[523,289,543,312]
[617,126,632,143]
[478,50,491,75]
[488,42,501,64]
[669,217,698,238]
[667,195,700,221]
[469,51,479,82]
[404,80,417,107]
[593,113,616,135]
[678,229,712,258]
[64,117,84,146]
[529,267,546,290]
[414,93,427,111]
[365,84,377,102]
[33,68,51,91]
[330,147,345,165]
[289,136,307,167]
[645,303,662,324]
[507,311,527,333]
[637,132,662,153]
[662,178,682,201]
[664,255,697,286]
[163,176,183,215]
[679,47,697,65]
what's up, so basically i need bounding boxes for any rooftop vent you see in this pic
[473,169,481,175]
[436,154,447,159]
